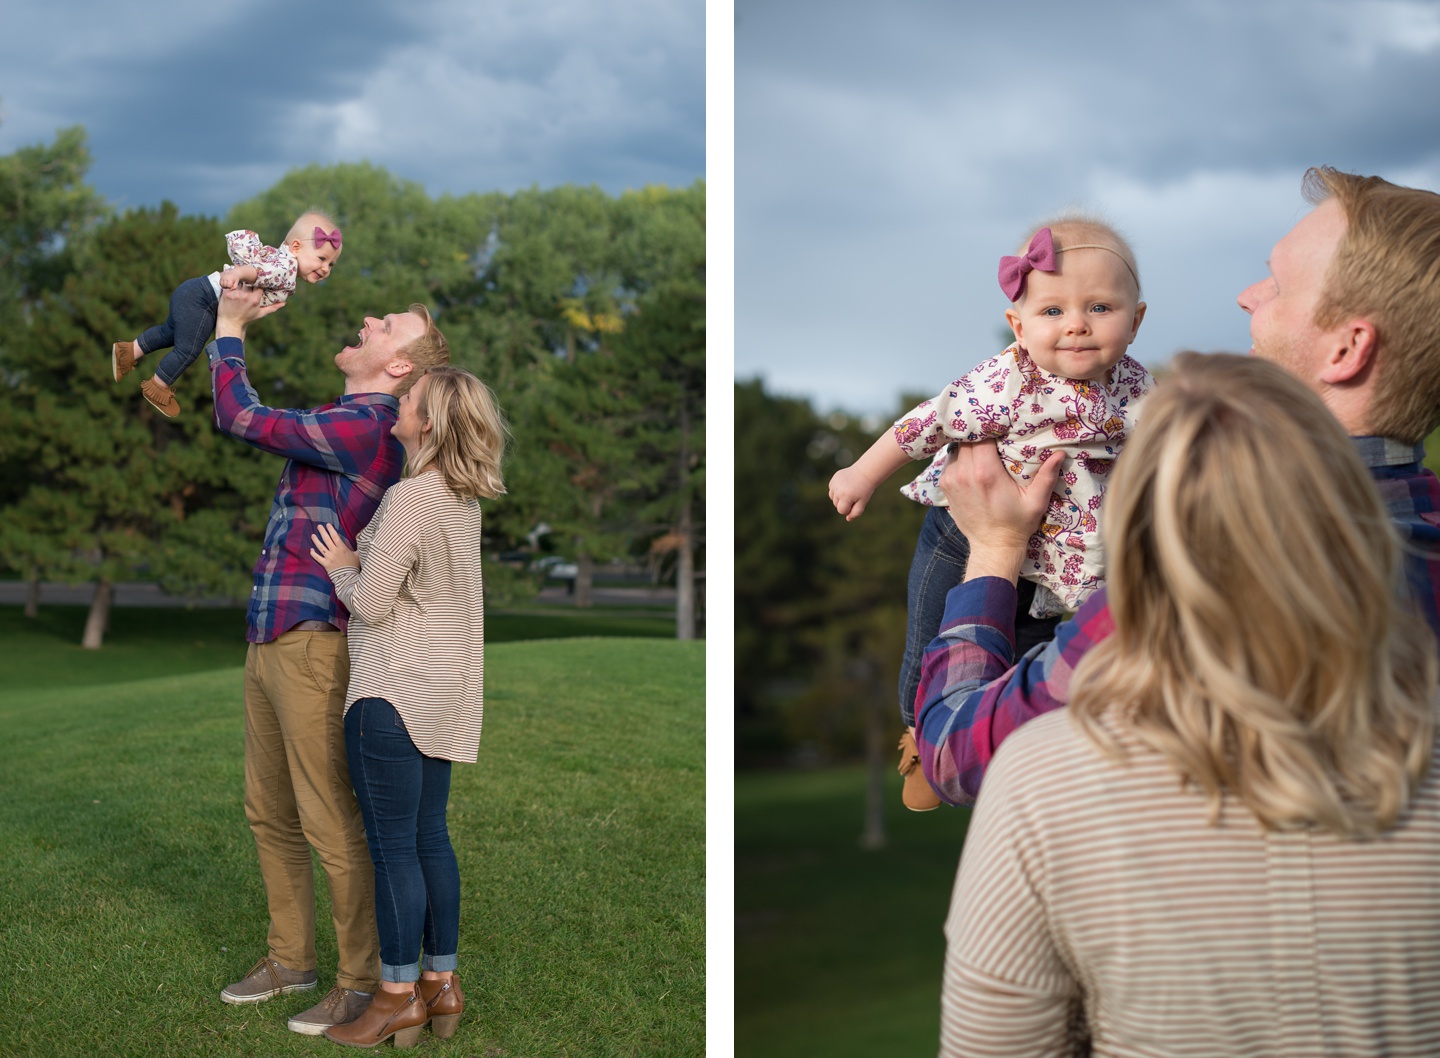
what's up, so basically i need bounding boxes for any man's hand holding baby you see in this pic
[215,284,284,340]
[939,442,1065,583]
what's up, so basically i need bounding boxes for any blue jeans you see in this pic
[344,698,460,983]
[136,275,219,386]
[898,506,1059,727]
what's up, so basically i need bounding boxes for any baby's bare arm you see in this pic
[221,265,259,289]
[829,431,912,521]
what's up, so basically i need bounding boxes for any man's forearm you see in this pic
[914,580,1113,805]
[215,314,246,341]
[208,337,253,438]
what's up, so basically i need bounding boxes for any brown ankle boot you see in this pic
[322,985,426,1049]
[140,377,181,418]
[112,341,138,382]
[898,730,942,812]
[418,974,464,1038]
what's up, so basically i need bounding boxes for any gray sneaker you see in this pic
[220,957,317,1005]
[287,985,374,1036]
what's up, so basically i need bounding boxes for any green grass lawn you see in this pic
[0,603,676,690]
[0,610,703,1057]
[735,767,972,1058]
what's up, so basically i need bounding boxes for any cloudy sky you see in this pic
[0,0,706,217]
[736,0,1440,416]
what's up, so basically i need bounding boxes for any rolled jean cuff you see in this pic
[423,953,458,973]
[381,961,421,984]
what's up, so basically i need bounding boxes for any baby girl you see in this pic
[111,211,342,417]
[829,216,1153,810]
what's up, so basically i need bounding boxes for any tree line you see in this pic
[0,128,705,644]
[737,369,1440,770]
[735,378,928,767]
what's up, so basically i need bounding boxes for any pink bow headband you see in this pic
[314,227,342,250]
[997,227,1057,301]
[997,227,1139,301]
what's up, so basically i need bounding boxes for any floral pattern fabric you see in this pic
[224,230,298,307]
[892,343,1153,616]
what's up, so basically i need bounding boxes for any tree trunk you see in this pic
[675,401,697,640]
[82,578,112,650]
[676,498,696,640]
[574,552,594,608]
[860,663,887,850]
[24,577,40,618]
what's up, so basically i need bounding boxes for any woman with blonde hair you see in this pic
[941,353,1440,1057]
[309,366,508,1049]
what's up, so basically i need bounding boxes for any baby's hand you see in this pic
[221,265,259,290]
[829,465,876,521]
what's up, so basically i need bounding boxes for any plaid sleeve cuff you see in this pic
[208,336,244,365]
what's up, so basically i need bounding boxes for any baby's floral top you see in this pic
[223,230,299,307]
[892,343,1153,614]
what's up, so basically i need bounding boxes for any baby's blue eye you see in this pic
[1092,304,1111,313]
[1044,307,1063,317]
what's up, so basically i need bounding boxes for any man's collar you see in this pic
[1351,435,1425,469]
[336,391,400,410]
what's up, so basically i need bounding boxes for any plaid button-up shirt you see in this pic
[208,337,404,644]
[916,437,1440,806]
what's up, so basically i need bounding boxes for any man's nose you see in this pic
[1237,280,1265,315]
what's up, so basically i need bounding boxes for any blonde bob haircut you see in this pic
[1070,352,1437,836]
[407,366,508,500]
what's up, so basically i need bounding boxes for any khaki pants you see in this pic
[243,629,380,992]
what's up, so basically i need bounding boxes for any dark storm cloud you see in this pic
[736,0,1440,412]
[0,0,704,217]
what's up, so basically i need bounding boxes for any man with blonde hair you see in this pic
[914,166,1440,807]
[207,286,450,1035]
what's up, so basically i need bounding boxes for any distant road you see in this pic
[0,581,676,610]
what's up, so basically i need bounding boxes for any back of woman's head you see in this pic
[1071,352,1436,835]
[410,366,509,500]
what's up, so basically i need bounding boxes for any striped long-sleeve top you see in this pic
[943,709,1440,1058]
[328,471,486,762]
[917,437,1440,806]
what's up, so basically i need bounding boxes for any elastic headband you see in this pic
[998,227,1138,301]
[1056,243,1139,288]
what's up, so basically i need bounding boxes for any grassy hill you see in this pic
[0,609,703,1057]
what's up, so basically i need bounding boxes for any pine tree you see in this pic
[0,125,109,610]
[0,204,265,646]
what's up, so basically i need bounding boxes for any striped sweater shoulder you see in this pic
[942,710,1440,1058]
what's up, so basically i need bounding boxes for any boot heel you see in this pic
[430,1013,461,1038]
[393,1024,423,1049]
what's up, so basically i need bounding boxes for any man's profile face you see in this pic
[336,311,425,377]
[1236,198,1347,386]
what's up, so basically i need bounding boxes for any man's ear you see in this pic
[1319,318,1378,384]
[386,358,415,381]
